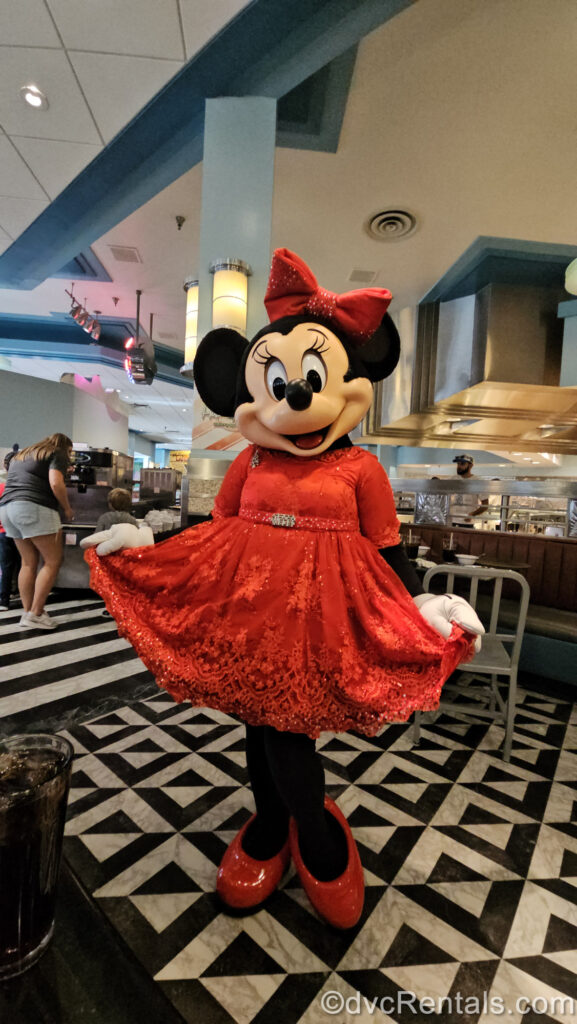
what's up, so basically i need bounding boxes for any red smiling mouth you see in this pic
[285,425,330,450]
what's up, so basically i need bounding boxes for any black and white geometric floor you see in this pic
[2,596,577,1022]
[62,692,577,1023]
[0,594,156,735]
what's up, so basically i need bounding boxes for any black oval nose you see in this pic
[285,378,313,411]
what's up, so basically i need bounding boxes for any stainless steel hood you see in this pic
[363,241,577,454]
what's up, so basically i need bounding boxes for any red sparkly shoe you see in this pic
[289,796,364,929]
[216,814,291,911]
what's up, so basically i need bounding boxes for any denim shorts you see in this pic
[0,501,61,540]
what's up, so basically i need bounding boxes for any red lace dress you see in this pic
[85,445,472,737]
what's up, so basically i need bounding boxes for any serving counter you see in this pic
[391,478,577,537]
[54,524,98,590]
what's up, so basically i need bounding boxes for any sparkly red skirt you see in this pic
[85,519,473,738]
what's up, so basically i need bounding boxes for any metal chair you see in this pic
[412,565,530,761]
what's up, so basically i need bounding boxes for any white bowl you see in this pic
[455,554,479,565]
[418,545,430,557]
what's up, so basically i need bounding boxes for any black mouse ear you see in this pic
[193,328,249,416]
[355,313,401,382]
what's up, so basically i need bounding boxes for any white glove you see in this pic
[414,593,484,653]
[80,523,154,556]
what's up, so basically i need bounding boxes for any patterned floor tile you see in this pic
[61,684,576,1023]
[1,599,576,1023]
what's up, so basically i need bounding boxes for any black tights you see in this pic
[242,724,347,881]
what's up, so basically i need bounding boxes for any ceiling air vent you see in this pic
[365,209,417,242]
[348,268,377,284]
[108,245,142,263]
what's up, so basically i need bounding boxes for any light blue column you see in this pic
[197,97,277,342]
[560,315,577,386]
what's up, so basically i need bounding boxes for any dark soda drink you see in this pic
[0,734,73,978]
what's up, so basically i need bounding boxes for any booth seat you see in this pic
[399,525,577,684]
[476,596,576,685]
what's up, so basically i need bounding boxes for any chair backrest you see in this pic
[422,565,531,670]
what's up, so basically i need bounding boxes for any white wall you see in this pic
[0,370,128,451]
[0,370,74,448]
[128,432,155,458]
[69,384,128,450]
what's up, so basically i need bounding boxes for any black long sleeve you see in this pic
[379,542,424,597]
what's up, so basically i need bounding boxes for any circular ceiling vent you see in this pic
[365,209,417,242]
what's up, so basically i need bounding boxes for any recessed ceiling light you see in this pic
[20,84,49,110]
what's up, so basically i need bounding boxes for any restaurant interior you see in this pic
[0,2,576,1022]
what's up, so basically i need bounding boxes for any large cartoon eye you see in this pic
[302,351,327,393]
[266,359,288,401]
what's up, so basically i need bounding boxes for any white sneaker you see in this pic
[0,604,9,612]
[24,611,58,630]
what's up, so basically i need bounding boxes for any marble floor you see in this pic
[1,595,577,1023]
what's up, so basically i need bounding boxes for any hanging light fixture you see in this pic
[180,277,199,380]
[124,289,156,385]
[565,258,577,295]
[209,258,252,334]
[184,278,199,362]
[65,288,102,341]
[185,278,199,356]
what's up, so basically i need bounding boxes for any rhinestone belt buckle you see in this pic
[270,513,296,528]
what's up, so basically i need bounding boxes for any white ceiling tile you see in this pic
[0,136,48,200]
[47,0,185,60]
[68,52,182,143]
[179,0,252,59]
[0,47,101,144]
[0,197,50,239]
[0,225,12,256]
[12,137,102,200]
[0,0,61,47]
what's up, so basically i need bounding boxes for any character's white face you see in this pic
[235,321,373,456]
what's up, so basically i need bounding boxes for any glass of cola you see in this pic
[0,733,73,978]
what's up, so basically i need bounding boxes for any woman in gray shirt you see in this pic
[0,433,73,630]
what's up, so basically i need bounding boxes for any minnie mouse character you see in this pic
[82,249,483,929]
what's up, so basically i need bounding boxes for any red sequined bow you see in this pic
[264,248,392,344]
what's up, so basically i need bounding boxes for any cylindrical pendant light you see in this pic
[209,259,252,334]
[180,277,199,379]
[184,278,199,362]
[565,258,577,295]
